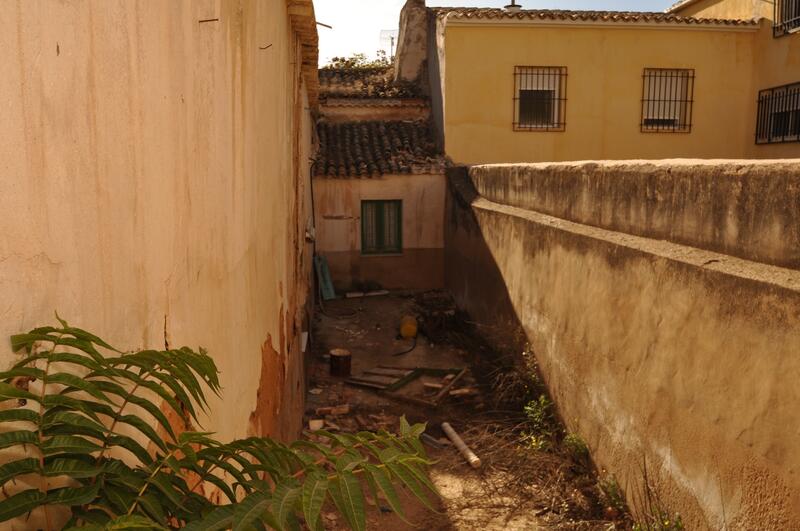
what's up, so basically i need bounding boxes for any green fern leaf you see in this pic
[0,458,40,486]
[232,490,273,531]
[45,482,100,507]
[41,434,102,455]
[42,411,107,439]
[137,491,168,525]
[386,462,438,512]
[0,408,39,424]
[143,472,188,512]
[272,481,302,529]
[105,434,155,464]
[0,488,47,521]
[183,504,235,531]
[104,514,168,530]
[301,470,328,531]
[0,430,38,450]
[48,372,114,403]
[364,463,410,523]
[43,457,103,479]
[0,382,38,403]
[328,471,366,531]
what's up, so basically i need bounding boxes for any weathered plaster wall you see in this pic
[426,13,447,151]
[0,0,315,451]
[470,160,800,269]
[394,0,428,84]
[314,174,445,290]
[446,163,800,530]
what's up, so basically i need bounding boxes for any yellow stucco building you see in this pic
[404,0,800,164]
[312,0,799,294]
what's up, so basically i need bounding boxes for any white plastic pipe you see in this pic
[441,422,482,469]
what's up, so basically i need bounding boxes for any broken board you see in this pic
[346,366,467,407]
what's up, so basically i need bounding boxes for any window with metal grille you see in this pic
[641,68,695,133]
[361,200,402,254]
[513,66,567,131]
[774,0,800,37]
[755,81,800,144]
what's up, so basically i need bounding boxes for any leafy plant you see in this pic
[599,475,626,515]
[563,433,589,461]
[0,317,436,530]
[523,395,554,433]
[520,394,557,450]
[323,51,391,70]
[631,460,684,531]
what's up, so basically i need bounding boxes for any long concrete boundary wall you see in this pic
[445,162,800,530]
[470,160,800,269]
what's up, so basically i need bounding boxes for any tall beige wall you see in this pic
[314,174,445,290]
[0,0,315,446]
[446,162,800,530]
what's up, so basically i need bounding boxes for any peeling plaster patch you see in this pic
[279,305,289,383]
[248,334,284,438]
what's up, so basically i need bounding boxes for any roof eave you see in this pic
[443,17,759,32]
[287,0,320,107]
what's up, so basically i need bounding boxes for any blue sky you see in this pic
[315,0,674,64]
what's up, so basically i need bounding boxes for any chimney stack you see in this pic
[394,0,428,84]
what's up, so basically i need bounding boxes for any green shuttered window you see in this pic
[361,200,402,254]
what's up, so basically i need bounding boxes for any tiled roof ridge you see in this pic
[318,64,425,100]
[430,7,758,26]
[319,65,392,76]
[315,119,444,178]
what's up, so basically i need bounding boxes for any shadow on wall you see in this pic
[444,168,528,360]
[443,164,800,530]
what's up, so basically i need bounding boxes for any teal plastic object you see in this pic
[314,254,336,301]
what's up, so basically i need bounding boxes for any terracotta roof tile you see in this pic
[431,8,758,26]
[315,120,444,178]
[318,66,423,100]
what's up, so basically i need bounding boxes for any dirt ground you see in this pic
[305,291,625,531]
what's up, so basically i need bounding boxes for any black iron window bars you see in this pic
[756,81,800,144]
[641,68,695,133]
[513,66,567,132]
[774,0,800,37]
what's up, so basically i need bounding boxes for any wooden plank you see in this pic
[349,374,398,386]
[381,391,436,408]
[364,367,413,377]
[385,369,424,391]
[359,374,398,385]
[345,378,387,390]
[433,368,468,404]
